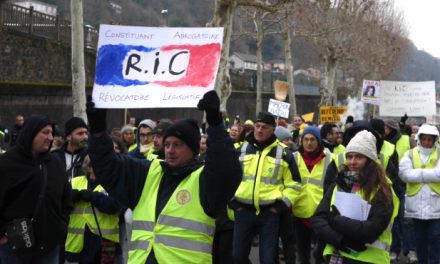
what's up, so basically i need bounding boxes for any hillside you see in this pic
[40,0,440,84]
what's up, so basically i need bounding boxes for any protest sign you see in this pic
[320,106,348,123]
[92,25,224,108]
[268,99,290,119]
[379,81,436,116]
[361,80,380,105]
[302,112,314,122]
[274,80,288,101]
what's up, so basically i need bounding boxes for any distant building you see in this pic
[265,59,285,72]
[230,52,258,71]
[109,1,122,14]
[11,0,57,16]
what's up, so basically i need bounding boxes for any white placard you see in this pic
[379,81,436,116]
[268,99,290,119]
[92,25,224,108]
[361,80,380,105]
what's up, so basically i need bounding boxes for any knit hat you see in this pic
[370,119,385,136]
[65,117,88,136]
[301,126,321,142]
[255,112,276,127]
[345,130,377,161]
[121,125,134,134]
[275,126,292,141]
[163,119,200,155]
[138,119,156,130]
[384,119,399,131]
[153,121,172,135]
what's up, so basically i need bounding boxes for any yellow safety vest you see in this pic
[333,144,345,156]
[128,143,137,152]
[406,147,440,196]
[323,185,399,263]
[145,148,158,161]
[292,151,332,218]
[66,176,119,253]
[234,140,301,214]
[129,160,215,264]
[395,135,411,161]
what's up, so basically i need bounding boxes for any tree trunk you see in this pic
[207,1,237,112]
[283,13,297,116]
[255,10,264,116]
[320,55,337,106]
[71,0,87,120]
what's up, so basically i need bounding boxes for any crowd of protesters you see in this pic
[1,93,440,264]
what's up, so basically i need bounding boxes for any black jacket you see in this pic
[88,124,242,262]
[0,115,73,252]
[312,173,394,263]
[52,142,88,181]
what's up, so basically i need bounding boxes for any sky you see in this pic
[394,0,440,58]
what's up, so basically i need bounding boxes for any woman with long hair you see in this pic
[312,130,398,263]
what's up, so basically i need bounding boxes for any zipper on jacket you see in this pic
[251,151,262,209]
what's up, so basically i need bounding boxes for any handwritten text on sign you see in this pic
[379,81,435,117]
[320,106,348,123]
[268,99,290,119]
[92,25,224,108]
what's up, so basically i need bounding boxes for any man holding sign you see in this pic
[86,91,241,263]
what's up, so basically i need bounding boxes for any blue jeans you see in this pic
[390,195,416,254]
[413,218,440,264]
[233,208,280,264]
[0,244,59,264]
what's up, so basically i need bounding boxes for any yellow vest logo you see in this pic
[176,189,191,205]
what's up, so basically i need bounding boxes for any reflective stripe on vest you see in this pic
[129,160,215,264]
[292,151,331,218]
[235,140,291,214]
[323,186,399,263]
[66,176,119,254]
[407,147,440,196]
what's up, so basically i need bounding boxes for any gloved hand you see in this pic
[71,189,82,203]
[271,200,289,214]
[400,113,408,125]
[329,205,340,226]
[86,96,107,134]
[79,190,93,202]
[197,90,222,126]
[341,237,366,253]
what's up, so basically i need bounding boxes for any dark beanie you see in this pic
[65,117,88,136]
[370,119,385,137]
[163,119,200,155]
[255,112,276,127]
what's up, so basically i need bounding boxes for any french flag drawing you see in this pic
[95,43,222,88]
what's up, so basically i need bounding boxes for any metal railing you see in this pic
[0,3,98,50]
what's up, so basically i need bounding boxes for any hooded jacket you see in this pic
[128,119,156,159]
[399,124,440,219]
[0,115,73,252]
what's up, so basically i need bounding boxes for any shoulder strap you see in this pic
[32,163,48,221]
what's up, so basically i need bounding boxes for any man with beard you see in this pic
[320,122,345,155]
[53,117,88,182]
